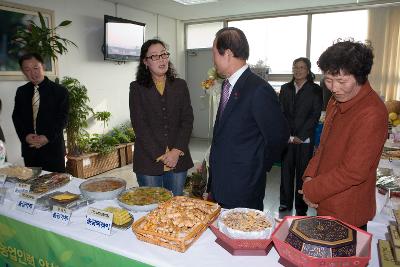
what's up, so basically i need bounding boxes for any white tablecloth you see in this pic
[3,159,396,266]
[0,178,284,267]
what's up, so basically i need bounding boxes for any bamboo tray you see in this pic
[132,196,220,252]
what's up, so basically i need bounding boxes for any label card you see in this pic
[85,207,113,235]
[0,187,6,205]
[83,158,91,167]
[0,174,6,185]
[15,192,36,214]
[52,206,72,225]
[14,183,30,194]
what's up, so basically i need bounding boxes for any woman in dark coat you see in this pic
[129,39,194,196]
[278,57,323,215]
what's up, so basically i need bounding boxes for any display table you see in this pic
[1,160,394,267]
[0,178,285,267]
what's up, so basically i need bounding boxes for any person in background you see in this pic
[300,40,387,230]
[209,27,289,210]
[129,39,194,196]
[279,57,322,216]
[0,99,5,143]
[12,53,69,172]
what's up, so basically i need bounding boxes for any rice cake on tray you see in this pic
[132,196,220,252]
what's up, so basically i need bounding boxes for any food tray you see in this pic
[209,224,273,256]
[29,173,71,195]
[79,177,126,200]
[113,213,134,230]
[36,191,94,211]
[1,167,42,183]
[217,208,275,240]
[132,196,221,252]
[117,187,173,212]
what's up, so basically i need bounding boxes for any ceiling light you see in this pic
[173,0,218,5]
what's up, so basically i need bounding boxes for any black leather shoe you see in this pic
[279,206,289,212]
[295,211,307,216]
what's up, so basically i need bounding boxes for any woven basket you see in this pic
[132,196,220,252]
[116,144,127,167]
[66,149,121,179]
[125,142,134,164]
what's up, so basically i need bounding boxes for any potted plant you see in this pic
[11,11,77,67]
[61,76,126,178]
[94,111,111,134]
[61,76,93,156]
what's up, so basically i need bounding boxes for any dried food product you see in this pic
[119,187,172,206]
[30,173,71,194]
[135,196,219,238]
[0,166,34,180]
[221,210,271,232]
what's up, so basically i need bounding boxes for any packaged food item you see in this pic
[285,217,357,258]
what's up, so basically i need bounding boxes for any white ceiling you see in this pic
[105,0,399,21]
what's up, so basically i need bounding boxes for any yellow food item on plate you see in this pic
[104,207,131,226]
[52,193,78,201]
[389,112,398,121]
[394,119,400,126]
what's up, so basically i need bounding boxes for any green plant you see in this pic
[76,132,91,154]
[94,111,111,132]
[111,127,130,144]
[89,134,118,155]
[61,77,93,155]
[11,12,77,61]
[120,123,135,142]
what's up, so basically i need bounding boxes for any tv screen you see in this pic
[103,15,145,62]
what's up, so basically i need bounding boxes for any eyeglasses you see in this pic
[146,52,170,61]
[292,66,307,71]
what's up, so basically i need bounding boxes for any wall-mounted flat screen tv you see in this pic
[103,15,145,61]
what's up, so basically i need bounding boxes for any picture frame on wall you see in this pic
[0,1,57,81]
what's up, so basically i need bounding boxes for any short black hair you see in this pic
[317,39,374,85]
[135,39,176,87]
[215,27,249,60]
[18,53,44,68]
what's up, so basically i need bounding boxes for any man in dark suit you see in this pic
[209,27,289,210]
[12,53,69,172]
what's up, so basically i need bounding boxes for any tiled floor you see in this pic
[93,137,316,218]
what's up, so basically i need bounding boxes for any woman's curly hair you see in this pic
[317,39,374,85]
[135,39,176,87]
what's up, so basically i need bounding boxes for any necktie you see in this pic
[32,85,40,133]
[219,79,231,117]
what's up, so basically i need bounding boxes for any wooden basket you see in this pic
[132,196,220,252]
[116,144,127,167]
[66,149,120,179]
[125,142,134,164]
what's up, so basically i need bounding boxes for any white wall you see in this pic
[0,0,181,164]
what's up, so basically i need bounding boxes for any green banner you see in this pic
[0,215,152,267]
